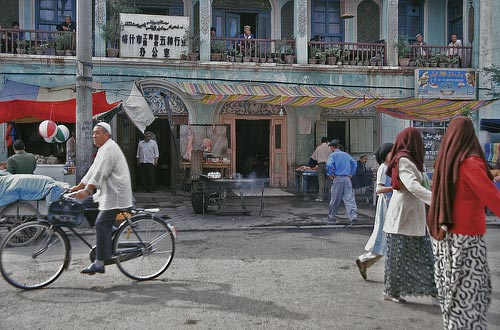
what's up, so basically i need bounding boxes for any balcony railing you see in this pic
[409,44,472,68]
[0,28,76,55]
[308,41,386,66]
[211,38,295,63]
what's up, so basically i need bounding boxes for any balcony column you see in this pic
[199,0,212,61]
[294,0,309,64]
[94,0,106,57]
[382,0,399,66]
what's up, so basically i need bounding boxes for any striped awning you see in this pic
[173,81,497,121]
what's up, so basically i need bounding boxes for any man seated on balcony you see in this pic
[413,33,427,57]
[447,34,462,65]
[57,16,76,32]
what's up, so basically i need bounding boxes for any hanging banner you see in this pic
[415,69,477,100]
[120,14,190,59]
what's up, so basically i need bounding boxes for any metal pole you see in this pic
[75,0,94,183]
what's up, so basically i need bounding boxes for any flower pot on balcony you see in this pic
[327,57,336,65]
[188,52,199,61]
[210,53,223,61]
[243,56,251,62]
[251,56,259,62]
[56,49,65,56]
[106,48,119,57]
[228,56,235,62]
[266,57,274,63]
[44,48,56,56]
[235,56,243,62]
[16,48,26,54]
[259,57,266,63]
[398,58,410,67]
[349,60,357,65]
[284,55,295,64]
[309,58,317,64]
[65,50,73,56]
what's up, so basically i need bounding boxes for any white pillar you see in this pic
[294,0,308,64]
[199,0,211,61]
[383,0,399,66]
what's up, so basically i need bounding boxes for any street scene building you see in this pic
[0,0,499,190]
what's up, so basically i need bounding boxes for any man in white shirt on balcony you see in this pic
[136,131,159,192]
[447,34,462,64]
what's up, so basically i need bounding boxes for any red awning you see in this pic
[0,92,121,123]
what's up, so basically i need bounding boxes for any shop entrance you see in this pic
[235,119,269,178]
[145,118,171,188]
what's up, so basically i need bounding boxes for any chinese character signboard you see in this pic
[415,69,477,100]
[120,14,189,59]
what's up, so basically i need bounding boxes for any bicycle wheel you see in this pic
[0,222,70,289]
[113,215,175,281]
[0,202,42,246]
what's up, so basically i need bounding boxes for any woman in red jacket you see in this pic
[428,116,500,330]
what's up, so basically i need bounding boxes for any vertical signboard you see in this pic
[120,14,190,59]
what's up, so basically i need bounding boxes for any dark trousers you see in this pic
[139,163,156,191]
[95,209,119,262]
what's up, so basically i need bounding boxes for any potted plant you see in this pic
[210,40,225,61]
[102,1,138,57]
[34,44,46,55]
[450,55,459,68]
[16,40,28,54]
[284,46,295,64]
[55,33,72,55]
[309,47,318,64]
[396,36,410,66]
[315,49,326,64]
[325,46,338,65]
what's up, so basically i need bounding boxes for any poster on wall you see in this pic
[179,125,229,162]
[413,121,449,172]
[120,14,190,59]
[415,69,477,100]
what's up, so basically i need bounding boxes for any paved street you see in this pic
[1,221,499,330]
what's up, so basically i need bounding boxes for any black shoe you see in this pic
[81,263,105,275]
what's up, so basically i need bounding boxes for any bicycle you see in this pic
[0,195,176,290]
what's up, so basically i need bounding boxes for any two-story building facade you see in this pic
[0,0,498,189]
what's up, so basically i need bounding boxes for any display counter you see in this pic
[34,164,76,186]
[182,161,232,179]
[295,169,319,196]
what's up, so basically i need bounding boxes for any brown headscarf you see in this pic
[386,127,425,190]
[427,116,492,240]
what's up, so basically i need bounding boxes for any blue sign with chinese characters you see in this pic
[415,69,477,100]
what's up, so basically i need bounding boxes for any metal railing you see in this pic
[0,28,76,55]
[308,41,386,65]
[211,38,295,63]
[408,44,472,68]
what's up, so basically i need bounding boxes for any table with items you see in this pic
[295,167,319,198]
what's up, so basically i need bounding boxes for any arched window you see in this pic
[357,0,380,43]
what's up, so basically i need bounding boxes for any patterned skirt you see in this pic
[433,233,491,330]
[384,233,437,297]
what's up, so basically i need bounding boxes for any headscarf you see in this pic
[386,127,425,190]
[427,116,492,240]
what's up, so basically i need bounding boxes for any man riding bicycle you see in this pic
[69,122,133,275]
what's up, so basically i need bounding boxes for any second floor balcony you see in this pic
[0,27,474,69]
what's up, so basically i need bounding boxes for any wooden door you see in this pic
[270,117,287,187]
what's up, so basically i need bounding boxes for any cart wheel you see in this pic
[191,188,207,214]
